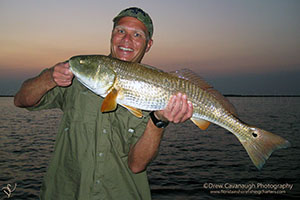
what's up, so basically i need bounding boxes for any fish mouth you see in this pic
[119,46,134,52]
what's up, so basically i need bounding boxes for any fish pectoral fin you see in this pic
[121,104,143,118]
[191,118,211,130]
[101,88,118,113]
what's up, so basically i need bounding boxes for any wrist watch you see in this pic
[150,111,169,128]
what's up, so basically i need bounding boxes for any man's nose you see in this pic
[122,33,132,42]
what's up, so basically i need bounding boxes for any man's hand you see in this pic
[14,61,73,108]
[51,62,74,87]
[155,93,193,123]
[128,93,193,173]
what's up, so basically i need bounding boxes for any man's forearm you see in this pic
[127,93,193,174]
[128,118,164,173]
[14,68,56,108]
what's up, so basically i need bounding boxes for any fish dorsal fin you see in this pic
[101,88,118,113]
[169,69,212,90]
[141,63,164,72]
[169,69,238,116]
[120,104,143,118]
[191,118,211,130]
[207,88,238,116]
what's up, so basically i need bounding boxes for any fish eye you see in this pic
[252,132,258,138]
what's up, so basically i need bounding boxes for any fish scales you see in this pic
[69,55,290,170]
[101,55,285,143]
[115,61,172,110]
[117,61,221,119]
[113,59,246,137]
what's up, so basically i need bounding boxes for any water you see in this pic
[0,97,299,199]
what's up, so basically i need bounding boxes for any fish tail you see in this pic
[239,127,290,170]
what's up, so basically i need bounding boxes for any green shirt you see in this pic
[28,77,151,200]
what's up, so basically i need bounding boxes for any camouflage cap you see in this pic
[113,7,153,39]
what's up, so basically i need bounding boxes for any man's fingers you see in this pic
[52,62,74,86]
[62,62,73,75]
[55,63,72,75]
[171,93,182,115]
[172,94,185,123]
[166,95,176,112]
[157,93,194,124]
[180,101,193,122]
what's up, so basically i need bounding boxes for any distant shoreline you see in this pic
[0,95,14,97]
[224,94,300,97]
[1,94,300,98]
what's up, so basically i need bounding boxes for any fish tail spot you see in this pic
[240,127,290,170]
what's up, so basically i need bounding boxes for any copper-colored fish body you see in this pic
[69,55,290,170]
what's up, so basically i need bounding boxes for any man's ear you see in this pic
[145,39,153,52]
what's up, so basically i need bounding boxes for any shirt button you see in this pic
[99,152,103,157]
[103,129,107,134]
[128,128,135,133]
[96,180,100,184]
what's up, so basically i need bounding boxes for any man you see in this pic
[14,7,193,200]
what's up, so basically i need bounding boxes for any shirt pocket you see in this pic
[64,86,100,123]
[109,108,150,156]
[58,112,97,161]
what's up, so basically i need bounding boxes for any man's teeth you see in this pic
[119,47,133,52]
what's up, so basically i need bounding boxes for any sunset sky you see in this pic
[1,0,300,95]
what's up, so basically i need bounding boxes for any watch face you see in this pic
[156,121,167,128]
[150,111,169,128]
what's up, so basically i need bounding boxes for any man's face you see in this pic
[110,17,153,63]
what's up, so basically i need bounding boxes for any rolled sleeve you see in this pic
[26,86,65,111]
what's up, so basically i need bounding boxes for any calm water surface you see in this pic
[0,97,299,199]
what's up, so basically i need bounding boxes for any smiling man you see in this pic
[110,16,153,62]
[14,7,193,200]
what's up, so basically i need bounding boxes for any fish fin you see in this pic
[101,88,118,113]
[207,88,238,116]
[141,63,164,72]
[169,69,238,116]
[239,127,291,170]
[169,69,212,90]
[121,104,143,118]
[190,118,211,130]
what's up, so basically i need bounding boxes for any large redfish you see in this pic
[69,55,290,170]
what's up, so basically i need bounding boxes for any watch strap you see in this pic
[149,111,169,128]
